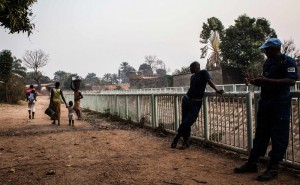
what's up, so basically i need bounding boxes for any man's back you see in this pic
[187,70,211,99]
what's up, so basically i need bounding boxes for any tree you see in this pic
[4,74,25,103]
[200,17,224,69]
[23,50,49,88]
[220,14,277,76]
[12,57,27,78]
[53,70,73,89]
[119,62,136,83]
[0,50,25,103]
[282,39,300,64]
[0,0,37,35]
[172,66,190,75]
[54,70,69,82]
[110,73,119,84]
[39,75,51,84]
[85,73,100,85]
[102,73,119,85]
[0,50,13,83]
[64,73,79,90]
[138,63,153,74]
[156,68,167,77]
[103,73,112,84]
[144,55,165,72]
[26,71,50,85]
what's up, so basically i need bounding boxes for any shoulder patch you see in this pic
[287,67,296,73]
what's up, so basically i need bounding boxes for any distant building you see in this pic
[92,84,130,91]
[129,72,172,89]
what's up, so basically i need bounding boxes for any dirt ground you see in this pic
[0,96,299,185]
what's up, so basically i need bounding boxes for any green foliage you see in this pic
[0,50,13,82]
[12,57,27,78]
[156,68,167,77]
[172,66,190,75]
[54,70,69,82]
[0,0,37,35]
[138,63,153,74]
[119,62,136,83]
[102,73,119,84]
[85,73,100,85]
[26,71,50,85]
[3,74,25,103]
[0,50,25,103]
[63,73,77,89]
[109,112,123,122]
[220,14,277,76]
[53,70,87,90]
[200,17,224,44]
[53,70,71,88]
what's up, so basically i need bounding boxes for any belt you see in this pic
[185,95,202,101]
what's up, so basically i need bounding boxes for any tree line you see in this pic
[0,48,168,103]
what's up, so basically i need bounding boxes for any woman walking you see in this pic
[50,82,67,125]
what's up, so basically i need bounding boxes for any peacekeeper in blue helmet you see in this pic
[234,38,298,181]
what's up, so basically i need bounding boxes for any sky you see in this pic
[1,0,300,79]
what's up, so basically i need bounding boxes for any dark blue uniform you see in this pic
[177,70,211,141]
[250,54,298,161]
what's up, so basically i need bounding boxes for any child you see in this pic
[27,89,37,119]
[67,101,75,127]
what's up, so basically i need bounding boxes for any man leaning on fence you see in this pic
[234,38,298,181]
[171,61,224,150]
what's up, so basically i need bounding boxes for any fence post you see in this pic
[174,95,179,131]
[115,95,119,114]
[246,92,254,155]
[151,94,157,128]
[233,84,236,92]
[203,95,209,142]
[136,95,140,123]
[125,95,128,119]
[96,94,99,112]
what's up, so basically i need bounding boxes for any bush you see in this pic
[0,75,25,103]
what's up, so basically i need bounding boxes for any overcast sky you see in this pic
[1,0,300,79]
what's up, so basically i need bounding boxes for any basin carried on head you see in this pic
[71,76,81,91]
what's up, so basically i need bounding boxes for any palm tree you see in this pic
[12,57,27,78]
[200,17,224,70]
[205,31,221,69]
[120,62,129,71]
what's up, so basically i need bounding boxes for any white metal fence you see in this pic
[76,81,300,95]
[65,90,300,169]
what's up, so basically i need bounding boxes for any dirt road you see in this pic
[0,96,299,185]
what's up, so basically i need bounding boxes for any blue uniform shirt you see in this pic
[187,70,211,99]
[261,54,298,99]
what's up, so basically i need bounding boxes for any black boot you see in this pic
[234,155,258,173]
[171,134,180,148]
[234,161,258,173]
[32,112,35,119]
[257,160,279,181]
[179,137,190,150]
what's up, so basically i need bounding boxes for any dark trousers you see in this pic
[250,97,291,162]
[175,96,202,141]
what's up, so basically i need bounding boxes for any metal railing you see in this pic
[76,81,300,95]
[65,91,300,169]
